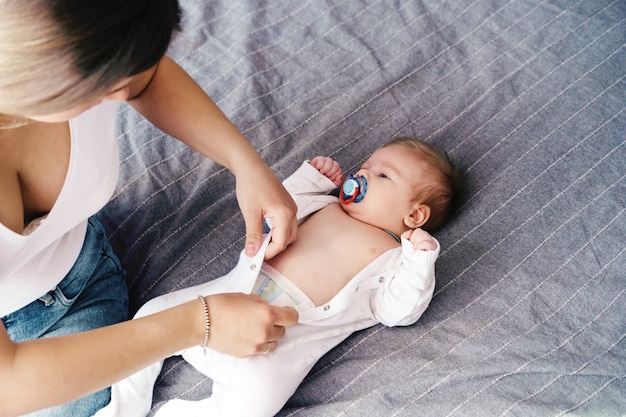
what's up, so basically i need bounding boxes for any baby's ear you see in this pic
[404,203,430,229]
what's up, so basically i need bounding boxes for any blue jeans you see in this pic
[2,217,129,417]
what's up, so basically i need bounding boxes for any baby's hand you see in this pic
[402,228,437,251]
[310,156,343,186]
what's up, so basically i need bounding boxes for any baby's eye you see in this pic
[378,172,388,179]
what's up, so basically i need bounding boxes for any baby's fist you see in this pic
[402,228,437,251]
[310,156,343,186]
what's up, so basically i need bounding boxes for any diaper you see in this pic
[252,263,315,311]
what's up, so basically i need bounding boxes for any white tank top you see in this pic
[0,102,119,317]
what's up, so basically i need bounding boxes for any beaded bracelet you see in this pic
[197,296,210,355]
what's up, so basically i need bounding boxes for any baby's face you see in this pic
[341,144,428,233]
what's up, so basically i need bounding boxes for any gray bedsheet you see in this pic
[99,0,626,415]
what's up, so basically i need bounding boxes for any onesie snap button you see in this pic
[323,305,331,311]
[249,263,257,270]
[379,276,384,283]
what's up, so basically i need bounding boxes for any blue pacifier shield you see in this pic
[340,175,367,204]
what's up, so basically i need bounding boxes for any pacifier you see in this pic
[339,174,368,204]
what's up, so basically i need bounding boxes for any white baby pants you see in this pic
[97,269,339,417]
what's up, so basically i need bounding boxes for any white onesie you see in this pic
[96,161,439,417]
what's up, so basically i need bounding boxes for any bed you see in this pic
[98,0,626,415]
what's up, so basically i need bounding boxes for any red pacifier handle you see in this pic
[339,175,367,204]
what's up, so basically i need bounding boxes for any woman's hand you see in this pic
[235,159,298,260]
[129,56,297,260]
[205,293,298,357]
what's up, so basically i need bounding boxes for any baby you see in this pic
[97,137,464,417]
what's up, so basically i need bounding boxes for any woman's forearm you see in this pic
[128,55,298,258]
[0,291,297,416]
[0,298,203,416]
[129,55,265,174]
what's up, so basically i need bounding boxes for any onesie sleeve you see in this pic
[282,161,339,224]
[371,237,439,327]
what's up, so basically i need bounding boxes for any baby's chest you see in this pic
[267,205,395,305]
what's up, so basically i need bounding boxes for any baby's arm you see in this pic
[372,235,439,327]
[310,156,343,186]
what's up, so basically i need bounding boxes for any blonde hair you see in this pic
[383,137,465,231]
[0,0,181,122]
[0,1,94,118]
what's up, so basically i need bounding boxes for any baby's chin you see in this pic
[337,200,353,215]
[338,202,371,224]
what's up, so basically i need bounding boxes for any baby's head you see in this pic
[342,137,464,235]
[383,137,464,231]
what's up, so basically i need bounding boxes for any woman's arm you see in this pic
[127,56,297,259]
[0,292,297,416]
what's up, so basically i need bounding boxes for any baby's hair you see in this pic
[0,0,181,118]
[383,137,465,231]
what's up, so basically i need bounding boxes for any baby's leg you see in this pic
[153,337,320,417]
[95,278,230,417]
[99,360,164,417]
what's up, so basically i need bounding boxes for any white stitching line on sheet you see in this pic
[438,135,626,292]
[383,0,548,140]
[460,23,625,174]
[437,100,625,268]
[169,376,209,405]
[210,0,354,106]
[445,288,626,417]
[187,0,318,86]
[111,1,390,244]
[390,0,577,136]
[432,0,622,155]
[336,176,625,416]
[440,70,626,259]
[229,0,391,121]
[554,369,626,416]
[108,151,207,240]
[273,0,581,174]
[401,246,626,417]
[109,142,187,206]
[326,103,625,414]
[112,0,469,248]
[249,0,468,158]
[328,0,521,162]
[280,1,620,412]
[363,0,565,167]
[134,212,243,296]
[501,332,626,416]
[344,0,622,180]
[140,229,244,299]
[339,0,548,173]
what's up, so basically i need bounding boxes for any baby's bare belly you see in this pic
[266,204,397,306]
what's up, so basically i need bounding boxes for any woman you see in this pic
[0,1,298,415]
